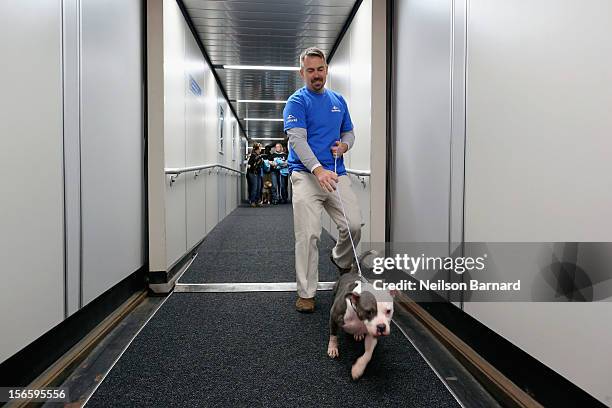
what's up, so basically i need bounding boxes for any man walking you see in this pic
[283,47,362,313]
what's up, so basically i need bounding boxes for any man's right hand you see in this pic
[313,167,338,192]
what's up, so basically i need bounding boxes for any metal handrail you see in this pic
[165,163,245,184]
[345,168,371,176]
[345,168,371,188]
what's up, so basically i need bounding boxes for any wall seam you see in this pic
[184,26,188,253]
[77,0,83,310]
[447,0,456,302]
[385,0,394,244]
[142,0,149,270]
[460,0,469,310]
[61,0,68,320]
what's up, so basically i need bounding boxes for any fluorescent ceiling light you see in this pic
[237,99,287,104]
[243,118,284,122]
[251,138,285,141]
[223,65,299,71]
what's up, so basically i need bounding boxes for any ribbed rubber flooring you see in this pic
[180,204,337,283]
[87,292,461,408]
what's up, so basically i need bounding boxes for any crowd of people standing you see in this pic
[246,142,290,207]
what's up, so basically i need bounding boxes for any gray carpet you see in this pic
[87,292,461,408]
[180,204,338,283]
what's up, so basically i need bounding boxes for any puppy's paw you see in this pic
[351,360,366,380]
[353,334,365,342]
[327,336,339,358]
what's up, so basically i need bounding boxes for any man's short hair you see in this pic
[299,47,326,68]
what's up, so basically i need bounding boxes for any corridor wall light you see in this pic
[237,100,287,104]
[243,118,284,122]
[222,65,299,71]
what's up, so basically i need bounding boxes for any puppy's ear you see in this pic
[389,289,399,298]
[351,292,361,304]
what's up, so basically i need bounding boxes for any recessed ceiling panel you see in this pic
[236,102,286,119]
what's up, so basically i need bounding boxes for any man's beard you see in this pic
[311,78,324,89]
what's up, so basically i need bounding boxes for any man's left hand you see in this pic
[331,141,349,158]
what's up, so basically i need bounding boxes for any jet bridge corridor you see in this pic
[2,0,611,407]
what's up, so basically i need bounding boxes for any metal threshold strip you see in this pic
[175,281,335,292]
[392,319,466,408]
[81,294,173,407]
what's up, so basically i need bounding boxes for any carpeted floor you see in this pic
[180,204,338,283]
[87,204,460,407]
[86,292,461,408]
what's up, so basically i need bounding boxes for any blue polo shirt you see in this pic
[283,86,353,175]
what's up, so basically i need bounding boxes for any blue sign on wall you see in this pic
[189,75,202,96]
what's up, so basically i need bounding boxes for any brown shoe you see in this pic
[295,297,315,313]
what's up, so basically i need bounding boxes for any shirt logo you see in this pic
[286,114,298,123]
[331,106,341,113]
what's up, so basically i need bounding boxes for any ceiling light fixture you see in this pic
[251,138,285,141]
[243,118,284,122]
[223,65,299,71]
[237,100,287,104]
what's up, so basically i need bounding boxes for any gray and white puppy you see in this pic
[327,252,398,380]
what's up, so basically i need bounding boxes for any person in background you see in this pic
[246,143,264,207]
[270,142,288,204]
[273,145,289,204]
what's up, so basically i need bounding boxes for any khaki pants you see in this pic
[291,171,362,298]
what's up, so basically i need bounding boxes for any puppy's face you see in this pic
[348,250,398,337]
[351,289,396,337]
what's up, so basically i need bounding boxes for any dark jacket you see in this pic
[247,152,264,174]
